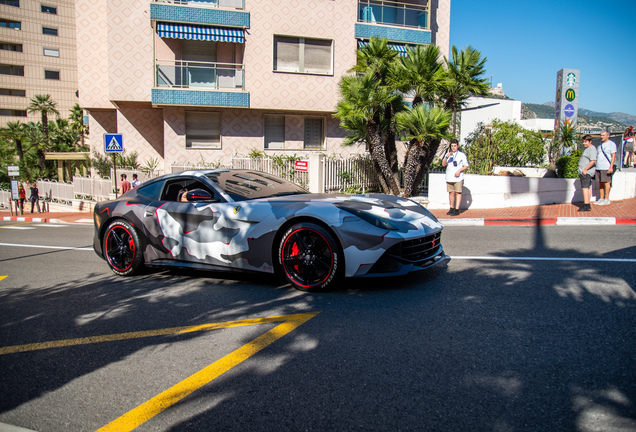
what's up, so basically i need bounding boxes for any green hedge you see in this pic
[556,150,582,178]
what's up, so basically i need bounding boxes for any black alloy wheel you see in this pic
[279,222,341,292]
[103,219,144,276]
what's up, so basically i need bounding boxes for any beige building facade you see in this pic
[0,0,78,126]
[75,0,451,172]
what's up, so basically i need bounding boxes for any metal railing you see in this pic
[156,60,245,90]
[151,0,245,9]
[38,179,75,205]
[358,0,429,29]
[324,157,380,193]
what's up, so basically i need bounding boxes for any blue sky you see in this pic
[449,0,636,116]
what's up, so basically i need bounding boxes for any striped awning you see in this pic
[157,22,244,43]
[357,40,408,56]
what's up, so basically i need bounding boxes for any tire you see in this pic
[103,219,144,276]
[279,222,342,292]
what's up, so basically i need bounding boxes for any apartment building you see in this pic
[0,0,78,126]
[76,0,451,171]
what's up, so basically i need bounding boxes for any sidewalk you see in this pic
[1,198,635,226]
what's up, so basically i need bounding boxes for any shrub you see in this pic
[556,149,581,178]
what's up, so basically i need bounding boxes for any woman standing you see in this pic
[623,125,635,168]
[18,183,26,213]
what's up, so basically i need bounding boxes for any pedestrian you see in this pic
[594,130,616,205]
[578,134,596,212]
[28,181,41,213]
[441,138,469,216]
[18,183,26,213]
[120,174,131,195]
[131,173,141,189]
[623,125,634,168]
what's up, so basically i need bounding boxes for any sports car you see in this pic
[93,169,446,291]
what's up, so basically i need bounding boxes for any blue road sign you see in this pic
[104,133,124,153]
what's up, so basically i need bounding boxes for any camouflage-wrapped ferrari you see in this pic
[93,169,446,291]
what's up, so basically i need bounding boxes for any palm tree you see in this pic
[1,121,25,162]
[27,94,59,151]
[439,46,490,137]
[396,105,453,197]
[69,103,87,149]
[549,120,577,172]
[335,71,402,195]
[23,122,48,171]
[391,44,443,107]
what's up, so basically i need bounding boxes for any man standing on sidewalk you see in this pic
[578,135,596,212]
[442,139,469,216]
[595,130,616,205]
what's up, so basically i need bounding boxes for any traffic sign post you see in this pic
[8,165,20,216]
[104,134,124,198]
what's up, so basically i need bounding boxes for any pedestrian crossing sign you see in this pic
[104,133,124,153]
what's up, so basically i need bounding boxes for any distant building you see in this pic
[460,96,554,145]
[0,0,78,127]
[75,0,451,172]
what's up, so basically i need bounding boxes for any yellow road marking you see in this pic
[0,313,318,356]
[0,276,6,282]
[96,312,318,432]
[0,313,320,431]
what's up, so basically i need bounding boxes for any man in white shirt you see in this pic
[441,139,469,216]
[594,131,616,205]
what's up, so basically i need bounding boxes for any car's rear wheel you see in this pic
[279,222,341,292]
[103,220,144,276]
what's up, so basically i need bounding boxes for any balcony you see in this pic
[156,59,244,90]
[358,0,429,30]
[151,0,245,10]
[355,0,431,46]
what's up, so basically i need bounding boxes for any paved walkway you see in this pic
[2,198,635,226]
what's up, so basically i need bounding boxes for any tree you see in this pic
[69,103,87,149]
[549,120,577,171]
[396,105,452,197]
[439,46,490,137]
[335,38,482,197]
[22,122,48,171]
[0,121,25,163]
[27,94,59,151]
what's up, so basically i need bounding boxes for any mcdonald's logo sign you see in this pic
[565,88,576,102]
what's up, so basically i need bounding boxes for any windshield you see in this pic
[205,170,308,201]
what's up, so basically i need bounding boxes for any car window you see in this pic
[136,180,164,200]
[161,178,217,202]
[205,170,307,201]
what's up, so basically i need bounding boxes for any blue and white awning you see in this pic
[157,22,244,43]
[358,40,409,56]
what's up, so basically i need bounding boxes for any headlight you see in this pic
[337,206,399,230]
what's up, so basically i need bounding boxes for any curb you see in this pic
[1,216,51,223]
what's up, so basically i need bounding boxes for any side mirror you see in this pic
[185,188,218,202]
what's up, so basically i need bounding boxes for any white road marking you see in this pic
[0,242,92,251]
[0,226,34,230]
[450,256,636,263]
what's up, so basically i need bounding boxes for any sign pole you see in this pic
[113,154,118,198]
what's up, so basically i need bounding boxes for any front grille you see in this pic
[385,232,442,263]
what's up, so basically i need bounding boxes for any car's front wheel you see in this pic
[103,219,144,276]
[279,222,341,292]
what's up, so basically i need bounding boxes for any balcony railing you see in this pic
[358,0,429,29]
[151,0,244,10]
[156,60,245,90]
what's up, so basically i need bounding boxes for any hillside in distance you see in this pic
[522,103,631,132]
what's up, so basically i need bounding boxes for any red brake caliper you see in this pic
[292,242,300,273]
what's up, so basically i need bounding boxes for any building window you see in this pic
[0,88,26,96]
[0,42,22,52]
[304,117,324,150]
[43,48,59,57]
[0,64,24,76]
[0,19,21,30]
[0,109,27,117]
[44,69,60,80]
[41,4,56,14]
[0,0,20,6]
[273,36,333,75]
[42,27,58,36]
[186,112,221,149]
[264,115,285,149]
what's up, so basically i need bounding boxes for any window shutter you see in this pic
[186,112,221,149]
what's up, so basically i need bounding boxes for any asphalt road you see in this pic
[0,221,635,432]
